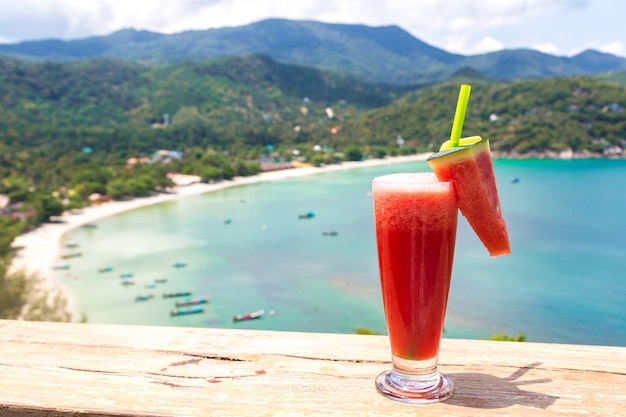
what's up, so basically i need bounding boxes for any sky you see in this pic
[0,0,624,58]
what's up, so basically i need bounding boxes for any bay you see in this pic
[58,158,626,347]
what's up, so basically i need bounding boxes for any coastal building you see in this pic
[152,150,182,163]
[125,150,183,167]
[151,113,170,129]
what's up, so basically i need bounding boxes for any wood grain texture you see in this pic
[0,320,624,416]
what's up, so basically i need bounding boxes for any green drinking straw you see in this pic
[449,84,471,147]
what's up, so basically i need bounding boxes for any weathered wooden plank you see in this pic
[0,320,624,416]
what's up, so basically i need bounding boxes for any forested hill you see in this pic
[0,53,625,266]
[2,19,626,85]
[2,55,626,161]
[345,77,626,156]
[0,53,418,225]
[0,54,410,153]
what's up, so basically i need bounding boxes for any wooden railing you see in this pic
[0,319,624,416]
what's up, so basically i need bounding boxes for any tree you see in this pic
[310,154,326,167]
[235,161,260,177]
[126,175,154,196]
[0,260,29,319]
[200,166,223,182]
[487,333,527,342]
[373,147,388,159]
[344,145,363,161]
[73,181,107,200]
[106,178,130,199]
[355,327,381,335]
[35,193,64,222]
[0,262,72,322]
[221,162,235,180]
[0,218,23,255]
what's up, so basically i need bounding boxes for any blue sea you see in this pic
[57,158,626,347]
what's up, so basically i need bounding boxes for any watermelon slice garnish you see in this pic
[427,136,511,257]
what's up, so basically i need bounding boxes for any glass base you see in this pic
[375,366,454,404]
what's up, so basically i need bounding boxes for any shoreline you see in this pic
[10,154,429,318]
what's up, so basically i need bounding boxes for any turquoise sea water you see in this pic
[57,158,626,347]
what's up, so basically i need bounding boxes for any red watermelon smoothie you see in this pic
[372,172,457,403]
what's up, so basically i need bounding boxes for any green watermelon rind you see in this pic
[427,138,511,257]
[427,137,489,163]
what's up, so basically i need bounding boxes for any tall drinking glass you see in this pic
[372,172,458,404]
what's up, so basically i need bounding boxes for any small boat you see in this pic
[170,307,204,317]
[154,278,168,283]
[120,273,134,279]
[65,241,79,248]
[98,267,113,273]
[121,280,136,286]
[81,223,97,228]
[224,217,232,225]
[233,309,264,322]
[511,177,520,184]
[298,211,315,219]
[173,261,187,268]
[176,297,210,308]
[322,231,338,236]
[135,295,154,302]
[61,252,82,259]
[53,264,70,270]
[163,291,193,298]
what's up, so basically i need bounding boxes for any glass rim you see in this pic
[372,172,453,188]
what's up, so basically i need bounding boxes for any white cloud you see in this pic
[102,0,223,34]
[0,0,115,42]
[376,0,592,54]
[565,38,626,58]
[0,0,594,38]
[447,16,476,32]
[532,42,562,56]
[598,41,626,57]
[0,0,606,59]
[474,36,505,54]
[429,34,504,56]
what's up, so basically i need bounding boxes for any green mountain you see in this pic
[342,77,626,156]
[2,54,624,160]
[1,19,625,85]
[593,69,626,86]
[0,53,386,125]
[0,54,411,158]
[0,53,624,238]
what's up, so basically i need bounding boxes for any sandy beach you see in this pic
[10,154,428,313]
